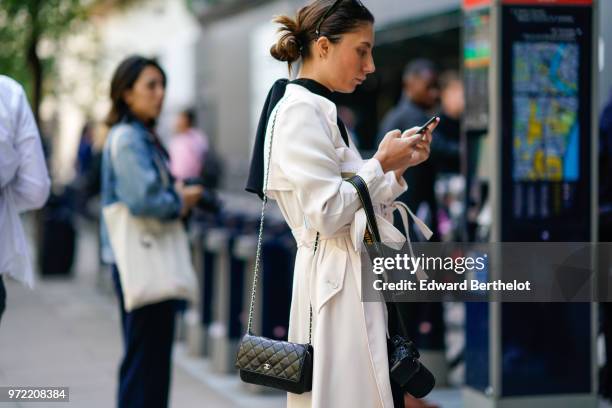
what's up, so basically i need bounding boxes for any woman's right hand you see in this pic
[175,182,204,216]
[373,127,432,174]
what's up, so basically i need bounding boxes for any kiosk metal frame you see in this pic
[463,0,599,406]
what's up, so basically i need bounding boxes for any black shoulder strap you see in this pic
[346,174,413,340]
[345,175,381,243]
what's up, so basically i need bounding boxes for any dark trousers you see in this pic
[0,275,5,325]
[111,265,177,408]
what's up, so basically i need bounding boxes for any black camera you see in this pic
[183,177,222,214]
[389,335,435,398]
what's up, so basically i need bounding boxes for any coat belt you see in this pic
[290,226,350,248]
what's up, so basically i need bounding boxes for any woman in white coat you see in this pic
[245,1,438,407]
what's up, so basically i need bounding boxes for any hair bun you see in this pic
[270,15,302,63]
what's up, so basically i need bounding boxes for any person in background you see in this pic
[0,75,51,324]
[168,108,209,182]
[433,71,464,241]
[100,56,203,408]
[169,108,221,215]
[377,61,445,400]
[82,124,108,212]
[76,122,94,177]
[73,122,97,218]
[377,59,440,240]
[433,70,463,175]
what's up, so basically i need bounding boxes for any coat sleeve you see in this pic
[379,171,408,223]
[274,100,405,236]
[112,127,182,219]
[8,83,51,212]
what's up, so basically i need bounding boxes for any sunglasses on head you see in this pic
[315,0,366,37]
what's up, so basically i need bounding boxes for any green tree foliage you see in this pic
[0,0,86,123]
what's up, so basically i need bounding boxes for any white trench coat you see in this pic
[263,84,422,408]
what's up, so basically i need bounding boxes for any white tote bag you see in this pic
[103,132,196,312]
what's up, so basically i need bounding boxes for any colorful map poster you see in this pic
[512,42,579,182]
[501,2,592,236]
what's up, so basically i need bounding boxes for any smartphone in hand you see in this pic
[416,116,439,140]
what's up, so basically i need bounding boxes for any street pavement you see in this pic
[0,218,284,408]
[0,273,463,408]
[1,218,610,407]
[0,270,288,408]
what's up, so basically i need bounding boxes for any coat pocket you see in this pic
[315,244,347,314]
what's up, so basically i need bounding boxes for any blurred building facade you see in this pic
[194,0,612,194]
[51,0,201,184]
[194,0,464,192]
[43,0,612,190]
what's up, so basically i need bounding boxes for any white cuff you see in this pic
[384,171,408,202]
[355,159,409,205]
[354,158,385,198]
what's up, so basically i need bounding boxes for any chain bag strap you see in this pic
[235,98,316,394]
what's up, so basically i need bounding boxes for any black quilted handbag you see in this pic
[235,99,316,394]
[235,334,314,394]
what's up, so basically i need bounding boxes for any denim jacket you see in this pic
[100,119,182,264]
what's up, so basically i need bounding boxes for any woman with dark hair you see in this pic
[100,55,202,408]
[245,1,437,407]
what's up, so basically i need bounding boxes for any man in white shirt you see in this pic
[0,75,51,324]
